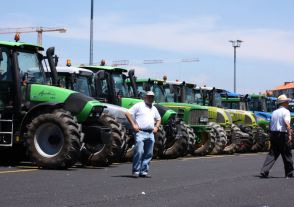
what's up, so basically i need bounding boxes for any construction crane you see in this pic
[0,27,67,46]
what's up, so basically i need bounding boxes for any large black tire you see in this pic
[120,126,166,161]
[80,113,113,167]
[161,123,189,159]
[237,125,254,153]
[193,122,216,156]
[224,124,242,154]
[122,133,134,162]
[153,126,166,159]
[209,123,228,155]
[100,113,127,162]
[26,109,81,169]
[251,127,269,152]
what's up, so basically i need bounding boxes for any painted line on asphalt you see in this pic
[0,169,38,174]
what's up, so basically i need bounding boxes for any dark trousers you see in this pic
[261,132,294,176]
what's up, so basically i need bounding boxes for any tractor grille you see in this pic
[225,111,232,123]
[188,109,208,125]
[245,115,253,125]
[216,112,225,123]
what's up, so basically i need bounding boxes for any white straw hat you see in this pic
[276,94,291,105]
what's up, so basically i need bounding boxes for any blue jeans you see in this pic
[132,131,155,174]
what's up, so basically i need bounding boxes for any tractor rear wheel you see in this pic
[193,122,216,156]
[209,123,228,155]
[27,109,81,169]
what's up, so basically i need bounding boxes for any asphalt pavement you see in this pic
[0,153,293,207]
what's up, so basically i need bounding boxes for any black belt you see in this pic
[140,129,153,133]
[270,131,287,134]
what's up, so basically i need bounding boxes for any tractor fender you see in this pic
[20,102,63,134]
[102,103,131,129]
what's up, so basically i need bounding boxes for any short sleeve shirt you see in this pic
[270,106,291,132]
[128,102,161,129]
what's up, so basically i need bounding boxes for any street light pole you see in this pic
[229,40,243,93]
[89,0,94,65]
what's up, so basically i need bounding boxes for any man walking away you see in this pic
[260,94,294,178]
[125,91,161,178]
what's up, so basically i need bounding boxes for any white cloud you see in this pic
[54,14,294,65]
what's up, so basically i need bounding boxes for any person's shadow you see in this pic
[254,175,286,179]
[112,175,138,179]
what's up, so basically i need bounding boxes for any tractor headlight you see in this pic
[199,116,208,123]
[91,106,105,117]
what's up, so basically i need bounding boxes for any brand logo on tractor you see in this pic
[38,90,56,99]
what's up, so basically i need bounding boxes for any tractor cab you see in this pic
[80,65,137,106]
[221,91,248,111]
[54,66,94,97]
[136,78,166,102]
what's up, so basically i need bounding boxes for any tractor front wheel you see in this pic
[193,122,216,156]
[27,109,81,169]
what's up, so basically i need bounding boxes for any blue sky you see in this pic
[1,0,294,93]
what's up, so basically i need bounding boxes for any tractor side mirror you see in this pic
[169,84,174,93]
[96,70,107,80]
[0,48,3,62]
[46,47,55,57]
[54,55,59,67]
[122,74,127,81]
[128,69,135,77]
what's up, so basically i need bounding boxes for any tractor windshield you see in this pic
[17,51,45,84]
[112,73,129,97]
[58,73,93,96]
[185,87,195,103]
[194,89,204,105]
[163,84,175,102]
[248,98,266,112]
[73,76,91,96]
[213,92,223,107]
[222,101,241,110]
[152,83,166,102]
[266,99,277,112]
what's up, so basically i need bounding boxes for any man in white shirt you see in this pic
[125,91,161,178]
[260,94,293,178]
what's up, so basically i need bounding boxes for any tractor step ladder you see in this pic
[0,116,13,147]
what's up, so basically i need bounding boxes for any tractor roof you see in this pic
[166,80,196,88]
[56,66,93,76]
[0,41,43,51]
[79,65,128,72]
[250,94,266,98]
[195,86,214,91]
[136,78,164,84]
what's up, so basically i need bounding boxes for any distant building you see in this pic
[271,81,294,98]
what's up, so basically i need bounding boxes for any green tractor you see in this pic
[0,41,113,168]
[135,79,217,156]
[79,65,189,159]
[221,91,269,152]
[51,66,128,163]
[193,86,253,153]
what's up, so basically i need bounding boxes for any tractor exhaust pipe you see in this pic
[46,47,59,86]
